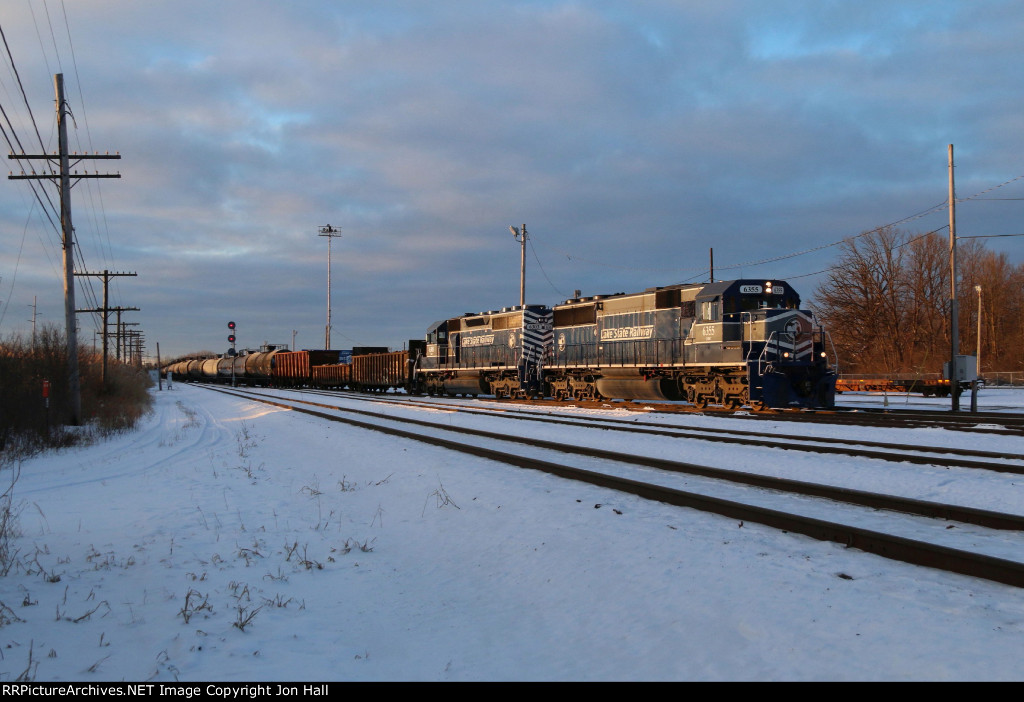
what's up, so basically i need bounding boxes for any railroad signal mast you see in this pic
[228,321,237,387]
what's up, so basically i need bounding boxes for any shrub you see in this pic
[0,325,153,452]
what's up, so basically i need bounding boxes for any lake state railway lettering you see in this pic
[600,325,654,341]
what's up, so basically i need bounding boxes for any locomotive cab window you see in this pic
[700,300,719,322]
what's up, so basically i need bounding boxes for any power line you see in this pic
[527,235,567,299]
[0,21,47,153]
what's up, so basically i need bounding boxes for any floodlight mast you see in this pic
[319,224,342,349]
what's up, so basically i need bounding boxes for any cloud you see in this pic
[1,1,1022,358]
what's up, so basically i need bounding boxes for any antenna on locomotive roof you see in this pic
[709,248,714,283]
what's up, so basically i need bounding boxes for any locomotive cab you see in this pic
[423,319,450,367]
[678,280,836,409]
[722,281,836,409]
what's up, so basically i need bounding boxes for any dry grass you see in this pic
[0,325,153,454]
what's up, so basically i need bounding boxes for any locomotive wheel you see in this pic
[750,401,769,412]
[692,395,708,410]
[724,397,741,410]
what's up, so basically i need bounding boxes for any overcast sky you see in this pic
[2,1,1023,359]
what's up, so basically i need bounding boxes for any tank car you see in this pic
[545,279,836,409]
[417,305,553,398]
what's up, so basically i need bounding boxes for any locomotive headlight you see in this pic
[782,351,791,358]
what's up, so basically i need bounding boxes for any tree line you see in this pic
[812,226,1019,375]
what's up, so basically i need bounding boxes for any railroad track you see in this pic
[502,394,1024,437]
[204,385,1024,589]
[768,405,1024,437]
[295,385,1024,435]
[272,387,1024,476]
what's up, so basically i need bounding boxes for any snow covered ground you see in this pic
[1,383,1023,681]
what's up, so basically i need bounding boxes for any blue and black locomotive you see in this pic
[413,279,836,410]
[167,277,837,410]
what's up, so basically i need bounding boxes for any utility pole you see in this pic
[91,306,139,359]
[318,224,342,349]
[8,74,121,425]
[75,270,136,385]
[509,224,527,308]
[103,310,139,361]
[948,144,960,412]
[29,296,38,346]
[117,321,141,362]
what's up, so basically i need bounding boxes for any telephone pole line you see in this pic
[110,313,140,361]
[75,268,137,385]
[8,73,121,425]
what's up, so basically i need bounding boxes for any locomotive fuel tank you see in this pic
[593,369,683,401]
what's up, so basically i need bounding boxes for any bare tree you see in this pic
[816,226,1024,375]
[958,246,1024,372]
[816,227,909,373]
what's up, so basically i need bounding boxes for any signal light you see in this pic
[228,321,236,330]
[228,334,236,344]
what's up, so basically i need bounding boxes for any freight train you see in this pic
[165,278,838,410]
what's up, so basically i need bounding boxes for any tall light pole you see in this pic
[948,144,960,411]
[318,224,342,349]
[975,284,982,376]
[509,224,527,308]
